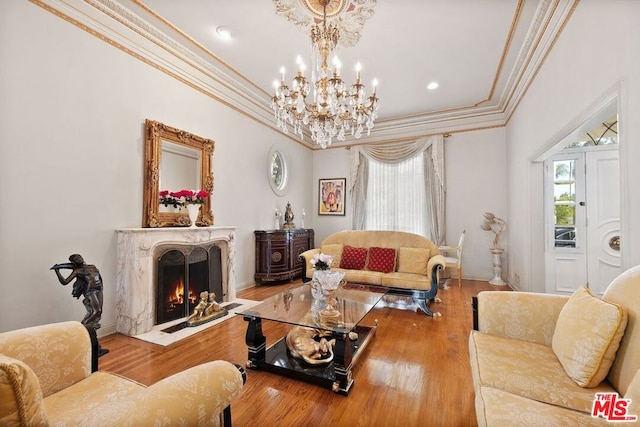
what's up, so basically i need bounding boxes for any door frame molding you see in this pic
[525,83,623,294]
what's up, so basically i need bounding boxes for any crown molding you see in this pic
[502,0,580,121]
[30,0,578,150]
[31,0,290,133]
[335,111,507,148]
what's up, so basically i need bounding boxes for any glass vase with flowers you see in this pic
[310,253,345,300]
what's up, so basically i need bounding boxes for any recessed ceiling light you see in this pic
[216,26,232,40]
[427,82,439,90]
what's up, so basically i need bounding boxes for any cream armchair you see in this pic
[0,321,244,426]
[469,266,640,426]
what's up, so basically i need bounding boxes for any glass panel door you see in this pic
[552,159,577,248]
[544,152,587,294]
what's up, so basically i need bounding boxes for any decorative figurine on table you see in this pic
[51,254,109,356]
[282,202,296,229]
[285,311,336,365]
[274,208,281,229]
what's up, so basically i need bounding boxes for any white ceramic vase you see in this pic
[186,204,200,228]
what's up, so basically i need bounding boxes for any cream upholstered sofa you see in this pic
[299,230,446,316]
[0,321,244,426]
[469,266,640,426]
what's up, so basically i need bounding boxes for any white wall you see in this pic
[311,126,507,281]
[0,2,313,334]
[444,128,508,281]
[311,148,352,242]
[506,0,640,292]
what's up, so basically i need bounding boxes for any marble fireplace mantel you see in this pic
[115,226,237,336]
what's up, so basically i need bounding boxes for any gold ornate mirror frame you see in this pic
[142,119,214,227]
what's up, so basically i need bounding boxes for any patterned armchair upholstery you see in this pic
[0,321,244,426]
[469,266,640,426]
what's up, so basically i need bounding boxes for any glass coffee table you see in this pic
[239,283,387,395]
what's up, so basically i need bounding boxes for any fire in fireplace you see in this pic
[156,245,222,325]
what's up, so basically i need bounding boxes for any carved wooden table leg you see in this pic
[331,331,354,395]
[244,314,266,369]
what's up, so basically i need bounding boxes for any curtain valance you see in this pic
[348,135,446,244]
[349,135,445,191]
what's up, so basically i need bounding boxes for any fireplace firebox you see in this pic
[156,245,222,325]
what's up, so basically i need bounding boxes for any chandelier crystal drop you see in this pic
[271,0,379,149]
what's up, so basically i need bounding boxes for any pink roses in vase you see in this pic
[159,189,209,208]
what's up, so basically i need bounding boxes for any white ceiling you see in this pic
[107,0,578,147]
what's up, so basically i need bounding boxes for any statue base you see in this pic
[186,309,228,327]
[98,345,110,357]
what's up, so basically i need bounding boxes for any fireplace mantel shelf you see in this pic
[116,226,237,336]
[118,227,237,231]
[117,225,237,236]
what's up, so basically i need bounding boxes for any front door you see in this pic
[585,149,621,295]
[544,147,620,295]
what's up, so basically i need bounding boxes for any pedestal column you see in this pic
[489,248,507,286]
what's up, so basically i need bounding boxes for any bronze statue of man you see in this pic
[51,254,104,331]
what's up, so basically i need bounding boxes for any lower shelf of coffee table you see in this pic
[248,324,376,395]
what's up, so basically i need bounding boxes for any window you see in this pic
[564,117,618,148]
[350,135,445,243]
[546,116,617,250]
[364,154,427,235]
[552,159,577,248]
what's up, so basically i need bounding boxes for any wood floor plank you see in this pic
[99,279,509,426]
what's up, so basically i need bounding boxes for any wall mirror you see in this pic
[143,119,214,227]
[268,145,289,196]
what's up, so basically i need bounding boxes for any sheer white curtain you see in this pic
[349,135,446,244]
[365,155,427,235]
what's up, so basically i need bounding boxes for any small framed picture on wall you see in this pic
[318,178,346,216]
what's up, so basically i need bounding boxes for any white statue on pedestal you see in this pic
[481,212,507,286]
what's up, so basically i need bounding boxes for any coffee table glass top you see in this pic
[238,284,387,332]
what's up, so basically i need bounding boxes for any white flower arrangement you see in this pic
[310,253,333,271]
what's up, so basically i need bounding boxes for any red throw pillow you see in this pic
[340,245,368,270]
[367,247,397,273]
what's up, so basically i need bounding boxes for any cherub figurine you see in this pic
[186,291,209,324]
[187,291,225,326]
[204,292,222,316]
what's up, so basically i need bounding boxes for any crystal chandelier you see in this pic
[271,0,379,149]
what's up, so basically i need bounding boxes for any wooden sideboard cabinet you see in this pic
[254,229,314,283]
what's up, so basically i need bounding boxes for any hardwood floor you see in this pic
[100,279,510,427]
